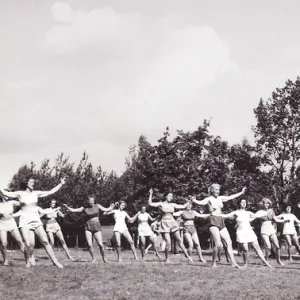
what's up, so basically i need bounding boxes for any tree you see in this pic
[253,77,300,208]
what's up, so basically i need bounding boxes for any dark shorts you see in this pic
[160,218,179,233]
[209,216,226,231]
[183,225,196,235]
[85,221,102,234]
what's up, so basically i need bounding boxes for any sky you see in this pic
[1,0,300,186]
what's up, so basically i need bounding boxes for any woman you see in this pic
[145,216,162,254]
[274,204,300,261]
[0,174,65,268]
[135,205,161,260]
[222,199,272,268]
[64,195,114,263]
[0,196,25,266]
[192,184,246,268]
[148,189,193,263]
[104,201,139,262]
[42,199,74,261]
[255,198,284,265]
[105,201,140,262]
[173,202,209,262]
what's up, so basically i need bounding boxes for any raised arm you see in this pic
[194,211,210,219]
[63,204,84,213]
[148,215,157,222]
[293,214,300,225]
[98,203,115,212]
[36,177,66,198]
[272,214,286,223]
[38,207,60,215]
[8,200,21,207]
[0,188,20,199]
[12,210,22,218]
[174,200,190,210]
[222,211,237,219]
[126,212,140,223]
[148,189,163,208]
[57,209,65,218]
[249,211,259,221]
[103,209,115,216]
[191,196,209,206]
[173,211,183,217]
[220,187,246,202]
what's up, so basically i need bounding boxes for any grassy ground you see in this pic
[1,248,300,300]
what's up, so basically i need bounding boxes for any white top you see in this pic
[200,196,224,216]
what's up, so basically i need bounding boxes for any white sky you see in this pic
[1,0,300,186]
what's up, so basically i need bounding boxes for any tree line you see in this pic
[5,77,300,248]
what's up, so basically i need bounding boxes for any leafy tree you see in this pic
[253,77,300,208]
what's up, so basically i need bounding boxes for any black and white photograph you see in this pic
[1,1,300,299]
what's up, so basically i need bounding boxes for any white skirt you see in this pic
[138,223,154,237]
[236,227,257,244]
[283,223,297,236]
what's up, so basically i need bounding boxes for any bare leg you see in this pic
[56,230,74,261]
[219,228,239,268]
[291,234,300,255]
[139,236,146,259]
[161,233,171,263]
[85,230,96,262]
[241,243,249,266]
[210,227,223,267]
[183,232,193,257]
[173,230,193,263]
[284,235,293,261]
[29,230,36,266]
[94,231,108,262]
[20,227,33,267]
[123,230,139,260]
[35,226,63,269]
[114,232,122,262]
[192,232,206,262]
[10,229,25,252]
[0,231,9,265]
[251,240,272,268]
[145,243,152,254]
[47,231,55,247]
[149,234,162,260]
[270,234,284,266]
[261,234,271,262]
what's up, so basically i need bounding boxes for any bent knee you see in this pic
[41,240,50,246]
[215,243,223,249]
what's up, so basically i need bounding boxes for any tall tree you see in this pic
[253,77,300,208]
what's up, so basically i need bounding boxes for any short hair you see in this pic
[208,184,221,194]
[20,173,36,190]
[237,198,247,208]
[115,201,127,209]
[282,203,292,212]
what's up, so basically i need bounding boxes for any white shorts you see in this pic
[46,222,61,233]
[19,213,43,231]
[0,218,18,232]
[113,222,128,235]
[236,227,257,244]
[261,223,276,236]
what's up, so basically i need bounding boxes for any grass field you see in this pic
[1,247,300,300]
